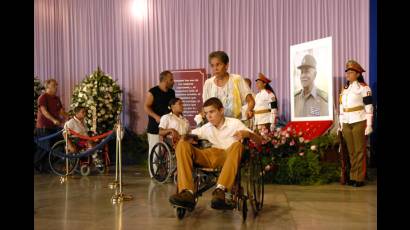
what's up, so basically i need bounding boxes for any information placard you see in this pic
[171,69,206,128]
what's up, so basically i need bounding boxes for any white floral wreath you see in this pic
[70,68,122,134]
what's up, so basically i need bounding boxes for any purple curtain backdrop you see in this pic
[34,0,369,133]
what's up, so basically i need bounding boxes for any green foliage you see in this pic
[288,152,320,184]
[34,76,44,127]
[318,162,341,184]
[310,133,339,159]
[264,152,340,185]
[248,128,340,185]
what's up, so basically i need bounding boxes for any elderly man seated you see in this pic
[169,97,262,210]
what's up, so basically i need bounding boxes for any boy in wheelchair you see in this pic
[158,98,190,145]
[169,97,262,210]
[63,106,103,168]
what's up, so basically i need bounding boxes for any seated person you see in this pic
[169,97,262,210]
[63,106,103,168]
[158,98,190,145]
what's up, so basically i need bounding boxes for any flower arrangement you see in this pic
[34,76,44,127]
[70,67,122,134]
[244,126,340,185]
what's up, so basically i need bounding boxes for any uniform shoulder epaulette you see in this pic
[317,88,328,102]
[294,89,302,96]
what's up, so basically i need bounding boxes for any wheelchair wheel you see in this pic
[253,159,264,211]
[80,164,91,176]
[49,140,79,176]
[149,142,173,183]
[246,157,264,216]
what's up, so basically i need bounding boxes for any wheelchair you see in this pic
[48,134,111,177]
[149,136,212,184]
[171,139,264,222]
[149,137,175,183]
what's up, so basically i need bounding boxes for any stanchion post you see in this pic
[60,128,69,183]
[111,119,133,204]
[109,123,120,189]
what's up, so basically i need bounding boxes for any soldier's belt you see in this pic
[254,109,271,114]
[343,106,364,112]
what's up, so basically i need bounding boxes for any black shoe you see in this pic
[169,190,195,209]
[353,181,365,187]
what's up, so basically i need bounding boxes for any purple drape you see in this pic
[35,0,369,133]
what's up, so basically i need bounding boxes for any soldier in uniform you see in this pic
[338,60,373,187]
[294,54,328,117]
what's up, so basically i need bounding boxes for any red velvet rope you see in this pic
[67,128,113,141]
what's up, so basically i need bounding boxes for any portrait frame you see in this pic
[290,36,333,121]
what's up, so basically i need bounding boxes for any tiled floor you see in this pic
[34,166,376,230]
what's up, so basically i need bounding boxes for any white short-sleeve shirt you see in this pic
[159,113,190,136]
[339,81,373,124]
[254,89,277,125]
[64,116,89,136]
[191,117,252,150]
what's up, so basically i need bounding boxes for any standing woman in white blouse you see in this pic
[339,60,373,187]
[254,73,279,133]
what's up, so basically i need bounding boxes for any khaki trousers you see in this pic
[175,139,243,192]
[342,120,367,182]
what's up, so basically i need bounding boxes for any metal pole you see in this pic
[111,119,133,204]
[109,122,120,189]
[60,128,69,183]
[119,126,122,194]
[115,133,119,181]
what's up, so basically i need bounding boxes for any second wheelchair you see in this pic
[48,129,111,177]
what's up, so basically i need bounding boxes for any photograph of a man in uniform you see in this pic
[294,54,329,117]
